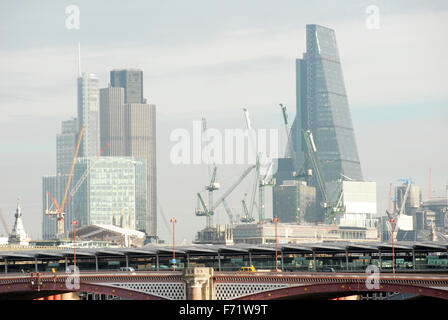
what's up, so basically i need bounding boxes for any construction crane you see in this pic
[222,199,235,224]
[258,161,275,222]
[243,108,260,222]
[385,179,413,241]
[196,193,210,217]
[278,104,303,223]
[302,129,344,224]
[195,165,255,225]
[240,199,254,223]
[45,126,85,238]
[66,142,110,203]
[205,166,220,228]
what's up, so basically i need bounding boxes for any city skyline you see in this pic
[0,1,447,243]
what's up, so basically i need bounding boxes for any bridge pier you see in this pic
[184,267,214,300]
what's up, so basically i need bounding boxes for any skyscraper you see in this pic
[56,118,78,175]
[292,24,363,199]
[124,103,157,237]
[99,70,157,238]
[77,72,100,157]
[100,86,126,156]
[110,69,144,104]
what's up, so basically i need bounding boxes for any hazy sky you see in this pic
[0,0,447,243]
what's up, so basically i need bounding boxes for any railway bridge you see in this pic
[1,241,448,300]
[0,269,447,300]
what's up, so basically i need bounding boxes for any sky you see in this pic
[0,0,447,243]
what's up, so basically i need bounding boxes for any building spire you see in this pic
[8,197,29,246]
[78,42,82,77]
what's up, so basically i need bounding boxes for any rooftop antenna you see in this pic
[77,42,82,77]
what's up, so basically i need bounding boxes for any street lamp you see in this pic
[390,218,395,277]
[71,219,78,269]
[170,217,177,271]
[273,216,279,272]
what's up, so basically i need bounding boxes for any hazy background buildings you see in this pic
[0,1,447,243]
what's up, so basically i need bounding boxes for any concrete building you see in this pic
[272,158,317,223]
[99,70,157,238]
[99,86,126,156]
[232,222,379,245]
[338,181,378,229]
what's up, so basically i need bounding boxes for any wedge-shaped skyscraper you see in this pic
[292,24,363,187]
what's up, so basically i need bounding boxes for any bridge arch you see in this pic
[0,281,168,300]
[236,282,448,300]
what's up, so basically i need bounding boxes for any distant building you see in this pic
[283,25,363,223]
[338,181,378,229]
[8,200,30,246]
[68,157,147,234]
[99,70,157,238]
[77,72,100,157]
[56,118,78,175]
[99,86,126,156]
[291,24,363,183]
[70,224,146,247]
[110,69,144,104]
[272,158,317,223]
[232,222,378,245]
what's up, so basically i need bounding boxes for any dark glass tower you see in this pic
[110,69,144,104]
[293,24,363,187]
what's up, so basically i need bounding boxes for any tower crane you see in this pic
[240,199,254,223]
[66,142,110,203]
[302,129,345,224]
[258,161,275,222]
[278,104,303,223]
[385,179,412,241]
[45,126,85,238]
[243,108,260,222]
[195,165,255,225]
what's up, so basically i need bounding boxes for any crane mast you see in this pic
[45,126,85,238]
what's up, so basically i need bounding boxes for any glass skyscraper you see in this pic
[68,157,147,233]
[77,72,100,157]
[292,24,363,193]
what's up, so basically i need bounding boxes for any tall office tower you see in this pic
[99,70,157,237]
[77,72,100,157]
[99,86,126,156]
[56,118,78,175]
[124,103,157,237]
[110,69,144,104]
[67,157,147,232]
[291,25,363,218]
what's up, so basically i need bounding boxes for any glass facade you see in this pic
[68,157,147,233]
[293,24,363,200]
[77,72,100,158]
